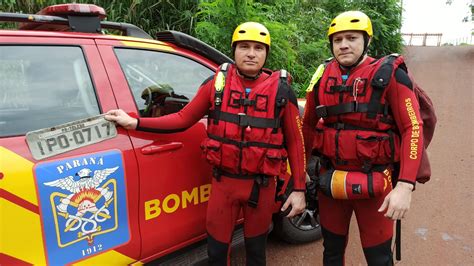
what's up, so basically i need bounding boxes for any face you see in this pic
[331,31,367,67]
[234,41,267,77]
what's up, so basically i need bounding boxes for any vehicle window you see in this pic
[0,46,99,137]
[114,48,214,117]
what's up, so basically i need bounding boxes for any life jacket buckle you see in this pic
[237,113,249,127]
[215,97,222,106]
[362,160,372,173]
[315,105,327,118]
[334,123,345,130]
[276,98,287,107]
[255,175,269,187]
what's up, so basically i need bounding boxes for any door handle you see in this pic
[141,142,183,155]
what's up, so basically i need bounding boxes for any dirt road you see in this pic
[232,45,474,265]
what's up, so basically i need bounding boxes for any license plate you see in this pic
[26,115,117,160]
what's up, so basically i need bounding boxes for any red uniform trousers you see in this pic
[206,175,276,266]
[319,185,394,266]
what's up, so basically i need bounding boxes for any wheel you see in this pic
[273,207,321,244]
[272,155,322,244]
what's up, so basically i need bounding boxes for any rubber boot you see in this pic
[322,227,347,266]
[363,238,393,266]
[244,233,267,266]
[207,234,230,266]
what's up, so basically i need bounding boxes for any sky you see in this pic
[401,0,473,45]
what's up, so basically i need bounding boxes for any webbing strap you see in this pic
[212,168,269,208]
[388,130,395,163]
[213,168,261,179]
[208,133,283,149]
[367,172,374,197]
[248,180,260,208]
[330,85,353,93]
[232,98,256,106]
[272,70,289,133]
[208,111,281,128]
[367,55,398,119]
[315,102,386,118]
[324,122,380,131]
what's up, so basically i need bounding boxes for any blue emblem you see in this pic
[35,150,130,265]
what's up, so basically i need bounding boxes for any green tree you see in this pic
[0,0,199,37]
[195,0,333,95]
[319,0,403,58]
[1,0,404,97]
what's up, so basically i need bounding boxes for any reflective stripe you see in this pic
[306,63,325,92]
[1,199,46,265]
[331,170,348,199]
[0,147,37,205]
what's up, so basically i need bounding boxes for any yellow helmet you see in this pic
[327,11,373,38]
[231,22,271,47]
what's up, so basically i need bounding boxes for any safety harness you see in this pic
[206,63,291,207]
[315,55,399,121]
[311,55,404,172]
[209,63,287,132]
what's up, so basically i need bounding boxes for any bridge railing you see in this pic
[402,33,443,46]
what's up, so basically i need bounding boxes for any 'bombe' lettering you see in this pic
[145,184,211,220]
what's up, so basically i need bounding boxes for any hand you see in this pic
[104,109,138,130]
[281,191,306,218]
[378,182,414,220]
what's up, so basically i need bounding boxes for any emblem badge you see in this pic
[35,150,130,265]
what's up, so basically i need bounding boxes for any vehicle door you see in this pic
[96,39,216,259]
[0,36,140,265]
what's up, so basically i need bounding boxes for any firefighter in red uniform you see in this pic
[302,11,424,265]
[106,22,306,265]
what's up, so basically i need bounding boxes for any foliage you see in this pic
[0,0,199,37]
[318,0,403,58]
[1,0,404,97]
[195,0,403,96]
[195,0,333,95]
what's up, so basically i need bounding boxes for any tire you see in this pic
[272,155,322,244]
[273,208,322,244]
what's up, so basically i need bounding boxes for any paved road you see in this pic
[232,45,474,265]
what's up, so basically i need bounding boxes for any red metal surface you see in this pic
[96,40,217,258]
[1,10,225,263]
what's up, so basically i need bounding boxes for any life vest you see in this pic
[201,63,291,178]
[312,55,408,171]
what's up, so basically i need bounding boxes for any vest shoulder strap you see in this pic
[271,69,291,133]
[367,54,401,118]
[312,59,332,107]
[212,63,230,124]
